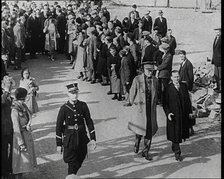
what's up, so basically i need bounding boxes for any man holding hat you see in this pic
[212,27,221,93]
[56,82,96,178]
[153,10,167,37]
[127,61,158,161]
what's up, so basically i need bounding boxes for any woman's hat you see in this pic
[15,87,27,100]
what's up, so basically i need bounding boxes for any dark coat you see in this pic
[141,44,157,64]
[56,100,96,148]
[157,52,173,79]
[179,59,194,91]
[128,10,140,20]
[163,82,192,143]
[212,35,221,67]
[120,53,135,85]
[107,53,121,77]
[127,19,139,33]
[153,17,167,37]
[1,91,13,136]
[113,19,122,29]
[133,28,143,41]
[167,35,176,56]
[26,16,40,37]
[56,13,67,36]
[97,42,108,76]
[142,16,153,33]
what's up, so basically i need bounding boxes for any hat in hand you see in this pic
[66,83,79,92]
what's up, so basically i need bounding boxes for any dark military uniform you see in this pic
[56,100,96,175]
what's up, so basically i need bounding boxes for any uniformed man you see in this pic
[56,82,96,179]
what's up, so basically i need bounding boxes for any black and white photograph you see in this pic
[1,0,221,178]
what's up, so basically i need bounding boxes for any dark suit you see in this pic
[163,82,192,155]
[153,17,167,37]
[167,35,176,56]
[133,28,143,41]
[142,16,153,33]
[129,10,140,20]
[212,34,221,90]
[157,52,173,102]
[179,59,194,91]
[26,15,40,57]
[57,13,67,53]
[56,100,96,175]
[127,19,139,33]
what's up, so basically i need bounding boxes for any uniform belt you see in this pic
[67,124,79,130]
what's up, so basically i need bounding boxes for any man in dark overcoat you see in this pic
[56,83,96,178]
[153,10,167,37]
[178,50,195,135]
[211,28,221,93]
[142,11,153,33]
[26,9,40,59]
[163,70,192,161]
[127,61,158,161]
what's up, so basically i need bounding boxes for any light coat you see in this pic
[128,74,158,136]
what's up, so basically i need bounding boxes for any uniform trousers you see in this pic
[171,142,181,155]
[63,144,87,175]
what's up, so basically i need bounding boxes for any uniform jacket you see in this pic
[153,17,167,37]
[142,16,153,33]
[56,100,96,149]
[157,52,173,79]
[163,82,192,143]
[212,34,221,67]
[128,74,158,136]
[179,58,194,91]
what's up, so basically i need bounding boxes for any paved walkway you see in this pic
[7,53,221,178]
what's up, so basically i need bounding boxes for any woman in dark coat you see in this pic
[97,34,109,85]
[107,46,122,100]
[163,70,192,161]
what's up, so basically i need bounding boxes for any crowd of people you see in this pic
[1,0,221,179]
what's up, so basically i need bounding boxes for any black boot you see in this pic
[112,94,118,100]
[134,135,142,153]
[142,139,152,161]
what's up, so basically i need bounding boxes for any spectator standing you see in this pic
[166,29,177,56]
[19,67,39,115]
[178,50,195,135]
[13,17,25,70]
[153,10,167,37]
[107,46,122,101]
[43,15,59,61]
[1,76,15,179]
[127,12,138,33]
[212,27,221,93]
[128,4,140,20]
[11,87,37,179]
[142,10,153,34]
[156,44,173,104]
[56,9,67,54]
[26,9,40,59]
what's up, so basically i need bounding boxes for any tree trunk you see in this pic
[154,0,157,7]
